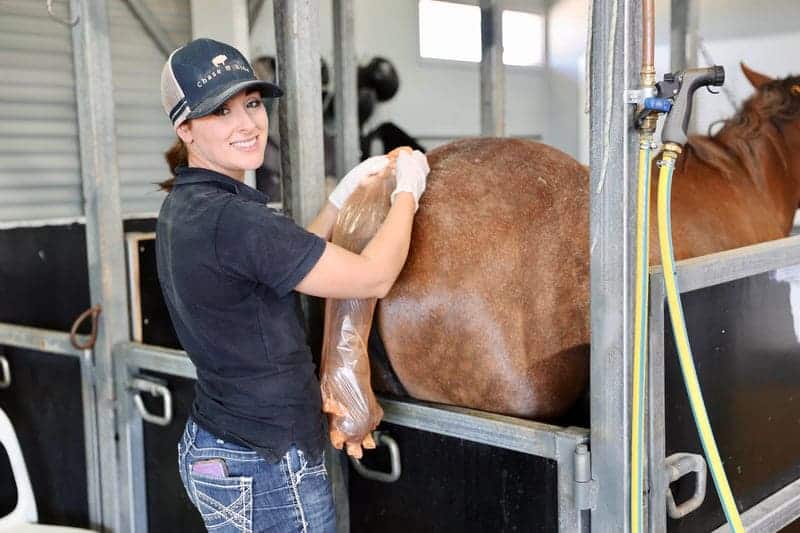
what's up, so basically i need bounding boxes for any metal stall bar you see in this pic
[272,3,349,530]
[273,0,327,227]
[711,476,800,533]
[589,0,641,530]
[333,0,361,178]
[70,0,130,530]
[114,342,590,530]
[0,323,88,358]
[646,235,800,531]
[671,235,800,293]
[0,323,101,529]
[380,398,587,460]
[647,275,668,532]
[479,0,505,137]
[670,0,689,72]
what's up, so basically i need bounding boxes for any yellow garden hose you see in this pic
[657,146,744,532]
[631,139,652,533]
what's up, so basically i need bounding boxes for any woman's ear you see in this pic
[175,122,193,145]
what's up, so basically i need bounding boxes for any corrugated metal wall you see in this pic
[110,0,190,216]
[0,0,82,221]
[0,0,190,223]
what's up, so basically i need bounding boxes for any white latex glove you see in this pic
[390,150,429,211]
[328,155,390,209]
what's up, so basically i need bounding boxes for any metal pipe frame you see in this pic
[0,324,101,529]
[589,0,641,530]
[647,235,800,531]
[479,0,505,137]
[112,341,590,531]
[670,0,689,72]
[331,5,360,523]
[70,0,131,530]
[333,0,361,179]
[273,0,327,228]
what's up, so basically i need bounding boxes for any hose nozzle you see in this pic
[660,66,726,146]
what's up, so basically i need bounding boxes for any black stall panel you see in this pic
[0,349,88,527]
[0,220,158,527]
[349,422,558,533]
[666,269,800,532]
[0,223,93,527]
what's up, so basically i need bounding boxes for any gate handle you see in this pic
[350,431,401,483]
[665,452,708,519]
[131,377,173,426]
[0,355,9,389]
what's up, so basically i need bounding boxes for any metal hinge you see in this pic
[574,444,598,510]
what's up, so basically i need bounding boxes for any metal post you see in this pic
[647,273,668,531]
[273,0,326,227]
[115,351,147,533]
[588,0,641,531]
[70,0,131,530]
[670,0,689,72]
[333,0,361,178]
[480,0,505,137]
[330,4,358,530]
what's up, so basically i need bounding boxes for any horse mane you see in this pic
[678,74,800,186]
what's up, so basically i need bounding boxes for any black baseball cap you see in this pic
[160,38,282,129]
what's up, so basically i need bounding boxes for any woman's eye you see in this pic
[247,99,263,109]
[214,106,229,116]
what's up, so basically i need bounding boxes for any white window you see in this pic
[418,0,545,67]
[502,10,545,66]
[419,0,482,63]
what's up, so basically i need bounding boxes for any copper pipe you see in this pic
[641,0,656,87]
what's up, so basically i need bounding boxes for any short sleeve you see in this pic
[215,198,326,296]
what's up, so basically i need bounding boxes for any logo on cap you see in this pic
[212,54,228,67]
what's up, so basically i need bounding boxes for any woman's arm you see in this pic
[306,201,339,241]
[295,193,416,299]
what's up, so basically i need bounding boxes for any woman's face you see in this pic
[178,89,268,181]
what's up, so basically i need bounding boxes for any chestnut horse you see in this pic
[320,65,800,452]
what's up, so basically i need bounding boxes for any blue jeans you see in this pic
[178,418,336,533]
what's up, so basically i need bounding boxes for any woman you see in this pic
[156,38,428,533]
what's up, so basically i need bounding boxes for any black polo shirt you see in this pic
[156,166,327,462]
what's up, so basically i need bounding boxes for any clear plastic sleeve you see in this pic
[320,150,404,457]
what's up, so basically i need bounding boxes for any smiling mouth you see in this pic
[231,137,258,149]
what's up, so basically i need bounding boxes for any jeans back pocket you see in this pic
[191,469,253,532]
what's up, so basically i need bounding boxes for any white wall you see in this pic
[687,0,800,135]
[190,0,250,55]
[251,0,548,150]
[546,0,586,162]
[546,0,800,162]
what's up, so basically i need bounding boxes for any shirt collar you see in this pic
[173,166,269,203]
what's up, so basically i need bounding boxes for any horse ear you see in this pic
[741,63,772,89]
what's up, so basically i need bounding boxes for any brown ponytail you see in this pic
[159,136,189,192]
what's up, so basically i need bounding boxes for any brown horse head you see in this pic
[736,63,800,206]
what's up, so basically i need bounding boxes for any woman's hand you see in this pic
[390,150,429,211]
[328,155,390,209]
